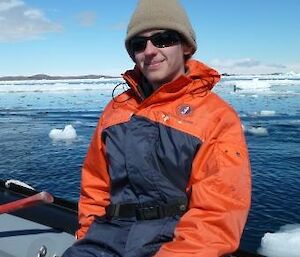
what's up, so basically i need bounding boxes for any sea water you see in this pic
[0,74,300,255]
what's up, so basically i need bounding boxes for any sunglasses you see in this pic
[129,30,181,53]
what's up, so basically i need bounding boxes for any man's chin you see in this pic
[145,70,164,82]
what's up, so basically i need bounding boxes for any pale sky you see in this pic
[0,0,299,76]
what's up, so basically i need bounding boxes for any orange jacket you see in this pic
[77,59,251,256]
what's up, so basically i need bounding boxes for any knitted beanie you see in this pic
[125,0,197,59]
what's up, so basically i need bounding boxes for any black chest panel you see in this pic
[102,115,201,205]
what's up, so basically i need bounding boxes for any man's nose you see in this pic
[143,40,158,55]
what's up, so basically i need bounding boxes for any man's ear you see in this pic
[182,43,193,57]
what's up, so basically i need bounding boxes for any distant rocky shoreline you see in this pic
[0,74,121,81]
[0,72,290,82]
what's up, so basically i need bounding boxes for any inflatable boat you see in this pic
[0,179,265,257]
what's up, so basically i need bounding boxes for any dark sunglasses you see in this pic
[129,30,181,53]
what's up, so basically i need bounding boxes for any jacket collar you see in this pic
[122,59,220,103]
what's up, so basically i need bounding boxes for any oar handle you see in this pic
[0,191,54,214]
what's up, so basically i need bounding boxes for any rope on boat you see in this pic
[5,179,35,190]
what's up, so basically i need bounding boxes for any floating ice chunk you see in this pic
[260,110,276,116]
[258,224,300,257]
[246,126,268,136]
[49,124,77,140]
[235,78,271,91]
[0,79,122,93]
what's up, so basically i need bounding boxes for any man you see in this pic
[63,0,251,256]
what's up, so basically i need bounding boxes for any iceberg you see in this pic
[49,125,77,141]
[259,224,300,257]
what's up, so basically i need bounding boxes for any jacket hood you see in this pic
[122,59,220,101]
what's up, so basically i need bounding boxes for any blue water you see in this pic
[0,77,300,253]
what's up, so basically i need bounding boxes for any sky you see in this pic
[0,0,299,76]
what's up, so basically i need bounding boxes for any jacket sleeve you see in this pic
[76,118,110,239]
[154,109,252,257]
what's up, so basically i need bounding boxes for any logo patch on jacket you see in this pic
[177,104,193,116]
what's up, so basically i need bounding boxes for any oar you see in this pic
[0,191,54,214]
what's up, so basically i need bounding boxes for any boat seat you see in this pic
[0,213,75,257]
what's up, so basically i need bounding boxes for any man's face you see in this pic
[132,30,190,90]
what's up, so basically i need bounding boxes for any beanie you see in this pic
[125,0,197,59]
